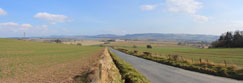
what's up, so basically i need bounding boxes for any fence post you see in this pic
[207,59,209,65]
[206,59,209,68]
[224,60,227,67]
[181,56,184,61]
[199,58,202,64]
[191,58,193,63]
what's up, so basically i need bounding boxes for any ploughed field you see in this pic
[0,38,103,82]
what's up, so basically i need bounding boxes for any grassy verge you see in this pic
[115,48,243,80]
[108,49,151,83]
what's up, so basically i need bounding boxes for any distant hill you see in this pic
[120,33,218,41]
[12,33,219,41]
[89,34,122,38]
[81,33,218,41]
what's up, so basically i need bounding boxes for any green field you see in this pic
[117,46,243,66]
[0,38,102,82]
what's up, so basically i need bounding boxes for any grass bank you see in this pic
[108,49,151,83]
[115,48,243,80]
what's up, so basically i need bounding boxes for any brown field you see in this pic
[0,38,103,82]
[109,40,190,48]
[63,40,104,46]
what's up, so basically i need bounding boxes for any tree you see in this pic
[54,39,62,43]
[146,45,152,49]
[233,31,243,47]
[211,30,243,48]
[224,32,233,47]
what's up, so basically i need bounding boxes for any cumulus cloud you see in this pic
[166,0,202,14]
[0,8,7,16]
[0,22,19,32]
[193,15,208,23]
[0,22,34,31]
[0,22,48,32]
[166,0,208,23]
[20,24,32,30]
[36,25,48,31]
[140,5,157,11]
[0,22,19,27]
[226,21,243,28]
[34,12,71,24]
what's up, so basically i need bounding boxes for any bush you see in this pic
[54,39,62,43]
[77,43,82,46]
[168,54,179,61]
[146,45,152,49]
[99,44,104,47]
[133,50,138,54]
[143,52,152,56]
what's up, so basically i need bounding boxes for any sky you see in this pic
[1,0,243,37]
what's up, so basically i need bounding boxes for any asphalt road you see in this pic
[110,48,243,83]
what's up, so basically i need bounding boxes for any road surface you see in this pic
[110,48,243,83]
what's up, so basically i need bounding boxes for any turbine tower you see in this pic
[24,32,26,39]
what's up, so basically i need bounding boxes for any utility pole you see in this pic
[24,32,26,39]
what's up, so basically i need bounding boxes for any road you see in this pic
[110,48,243,83]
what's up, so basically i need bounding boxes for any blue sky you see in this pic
[1,0,243,37]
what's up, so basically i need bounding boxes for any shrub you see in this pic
[77,43,82,46]
[168,54,179,61]
[146,45,152,49]
[54,39,62,43]
[143,52,152,56]
[133,50,138,54]
[99,44,104,47]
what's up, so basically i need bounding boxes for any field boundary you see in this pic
[115,48,243,80]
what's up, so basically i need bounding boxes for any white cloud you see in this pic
[0,8,7,16]
[0,22,48,32]
[193,15,208,23]
[166,0,208,23]
[0,22,19,32]
[0,22,33,30]
[226,21,243,28]
[0,22,19,27]
[140,5,157,11]
[37,25,48,31]
[0,22,51,37]
[21,24,32,30]
[34,12,71,24]
[166,0,202,14]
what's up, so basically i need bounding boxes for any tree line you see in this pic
[211,30,243,48]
